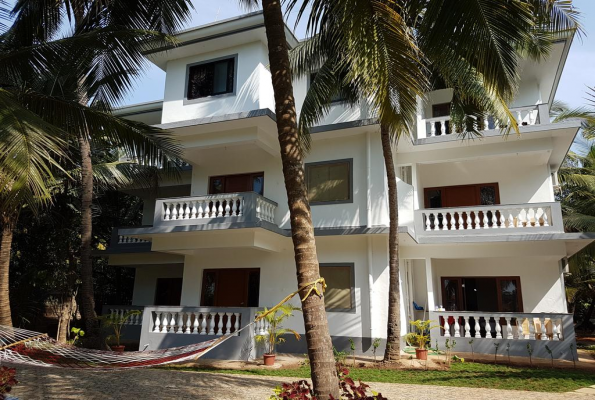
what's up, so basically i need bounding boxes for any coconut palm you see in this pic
[288,0,580,362]
[0,0,192,330]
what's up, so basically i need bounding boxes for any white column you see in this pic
[180,256,201,306]
[425,258,435,311]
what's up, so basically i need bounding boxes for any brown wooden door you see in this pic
[425,183,500,208]
[201,268,260,307]
[209,172,264,195]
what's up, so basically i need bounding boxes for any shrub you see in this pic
[269,368,387,400]
[0,366,18,399]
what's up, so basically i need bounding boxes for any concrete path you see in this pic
[8,364,595,399]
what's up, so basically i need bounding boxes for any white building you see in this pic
[100,11,594,360]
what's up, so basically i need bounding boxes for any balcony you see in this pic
[153,192,277,227]
[414,202,563,237]
[418,104,547,140]
[430,310,576,361]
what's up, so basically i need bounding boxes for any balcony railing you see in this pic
[153,192,278,227]
[421,105,544,139]
[429,311,577,360]
[414,202,562,236]
[108,227,152,251]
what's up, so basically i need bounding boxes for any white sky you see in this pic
[117,0,595,110]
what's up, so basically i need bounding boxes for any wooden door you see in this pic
[424,183,500,208]
[201,268,260,307]
[209,172,264,195]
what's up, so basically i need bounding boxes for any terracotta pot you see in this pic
[111,345,125,353]
[263,353,276,366]
[415,348,428,360]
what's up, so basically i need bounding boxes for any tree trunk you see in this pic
[260,0,339,397]
[57,295,75,342]
[381,124,401,362]
[0,210,18,327]
[78,134,98,337]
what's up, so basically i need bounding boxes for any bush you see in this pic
[269,368,386,400]
[0,366,18,399]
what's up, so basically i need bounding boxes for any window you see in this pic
[154,278,183,306]
[320,264,354,311]
[432,103,451,118]
[440,276,523,312]
[306,159,352,204]
[186,56,236,101]
[310,72,347,103]
[209,172,264,195]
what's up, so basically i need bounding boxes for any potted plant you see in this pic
[255,304,301,366]
[409,320,439,360]
[101,309,141,353]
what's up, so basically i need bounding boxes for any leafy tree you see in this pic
[2,0,191,337]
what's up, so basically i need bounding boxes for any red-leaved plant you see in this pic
[269,368,386,400]
[0,366,18,399]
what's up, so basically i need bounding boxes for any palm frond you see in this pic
[0,88,69,211]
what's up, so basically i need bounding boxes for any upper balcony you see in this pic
[416,103,550,141]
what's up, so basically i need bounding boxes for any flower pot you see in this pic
[415,348,428,360]
[263,353,276,366]
[111,345,125,353]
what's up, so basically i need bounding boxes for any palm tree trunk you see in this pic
[78,134,98,337]
[381,124,401,362]
[260,0,338,397]
[0,210,18,327]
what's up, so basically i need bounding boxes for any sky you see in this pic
[122,0,595,108]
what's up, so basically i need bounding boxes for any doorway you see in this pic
[201,268,260,307]
[441,276,523,312]
[209,172,264,195]
[154,278,183,306]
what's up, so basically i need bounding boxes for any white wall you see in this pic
[161,42,272,124]
[132,264,184,305]
[431,257,566,313]
[417,154,554,206]
[180,235,380,339]
[189,131,387,229]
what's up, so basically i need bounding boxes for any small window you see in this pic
[432,103,451,118]
[320,265,354,311]
[306,160,352,204]
[186,57,235,100]
[310,72,347,103]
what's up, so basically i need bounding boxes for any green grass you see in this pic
[163,362,595,393]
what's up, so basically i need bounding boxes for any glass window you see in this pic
[499,279,521,312]
[187,57,235,100]
[252,176,264,195]
[201,272,217,306]
[310,72,347,103]
[320,265,353,310]
[442,279,461,311]
[306,160,351,204]
[480,185,497,205]
[427,189,442,208]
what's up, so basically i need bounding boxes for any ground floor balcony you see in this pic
[430,311,575,360]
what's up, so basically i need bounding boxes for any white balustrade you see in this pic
[159,194,277,225]
[117,236,150,244]
[151,309,243,336]
[423,105,539,138]
[436,312,565,342]
[109,307,143,326]
[419,203,556,233]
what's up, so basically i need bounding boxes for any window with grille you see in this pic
[186,57,235,100]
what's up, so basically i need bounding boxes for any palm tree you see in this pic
[5,0,192,336]
[289,0,580,362]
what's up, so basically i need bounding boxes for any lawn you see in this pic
[164,362,595,393]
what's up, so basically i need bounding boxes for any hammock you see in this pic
[0,278,326,369]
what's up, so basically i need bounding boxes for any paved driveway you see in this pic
[8,365,595,399]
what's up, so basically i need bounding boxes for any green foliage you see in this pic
[333,347,348,366]
[255,304,301,355]
[175,362,595,393]
[372,338,381,361]
[409,320,440,350]
[100,309,140,347]
[69,327,85,346]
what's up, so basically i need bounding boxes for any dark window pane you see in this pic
[427,189,442,208]
[320,266,352,309]
[480,186,497,205]
[432,103,450,118]
[252,176,264,195]
[247,271,260,307]
[187,58,234,100]
[500,279,520,312]
[210,178,224,194]
[443,279,460,311]
[202,272,216,306]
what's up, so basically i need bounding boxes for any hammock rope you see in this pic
[0,278,326,369]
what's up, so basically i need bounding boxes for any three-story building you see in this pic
[100,11,593,361]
